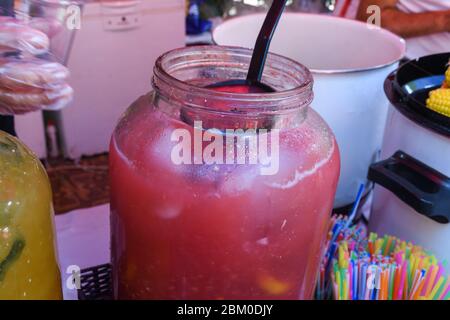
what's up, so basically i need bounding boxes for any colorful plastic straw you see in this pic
[315,214,449,300]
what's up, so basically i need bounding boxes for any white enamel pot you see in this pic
[213,13,406,208]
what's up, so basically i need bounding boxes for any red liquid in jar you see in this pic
[207,84,270,94]
[110,86,340,299]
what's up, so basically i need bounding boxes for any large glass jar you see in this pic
[110,46,340,299]
[0,131,62,299]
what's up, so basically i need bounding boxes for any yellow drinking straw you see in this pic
[428,276,445,300]
[424,265,439,297]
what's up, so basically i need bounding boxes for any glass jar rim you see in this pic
[152,45,314,113]
[27,0,81,7]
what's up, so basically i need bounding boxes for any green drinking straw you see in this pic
[388,265,395,300]
[432,277,446,300]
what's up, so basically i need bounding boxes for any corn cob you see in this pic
[426,88,450,117]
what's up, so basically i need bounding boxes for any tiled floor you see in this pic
[45,154,110,215]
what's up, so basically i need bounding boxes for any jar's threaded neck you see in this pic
[152,45,314,114]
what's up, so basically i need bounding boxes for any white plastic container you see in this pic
[59,0,185,158]
[369,53,450,263]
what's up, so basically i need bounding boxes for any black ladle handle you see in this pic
[247,0,288,83]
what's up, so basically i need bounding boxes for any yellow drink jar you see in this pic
[0,131,62,299]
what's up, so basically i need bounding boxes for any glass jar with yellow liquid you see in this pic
[0,131,61,299]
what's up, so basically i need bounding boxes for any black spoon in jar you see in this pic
[206,0,288,93]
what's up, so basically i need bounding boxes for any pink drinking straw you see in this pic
[349,262,353,300]
[434,264,444,288]
[397,261,407,300]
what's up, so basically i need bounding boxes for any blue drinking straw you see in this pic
[343,184,366,231]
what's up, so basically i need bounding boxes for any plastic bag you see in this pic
[0,17,50,56]
[0,57,70,91]
[0,56,73,115]
[28,17,64,39]
[0,84,73,115]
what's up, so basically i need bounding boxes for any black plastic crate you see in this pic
[77,263,113,300]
